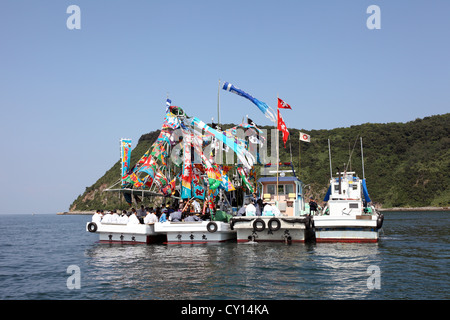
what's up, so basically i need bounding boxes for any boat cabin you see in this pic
[323,171,372,216]
[257,176,305,216]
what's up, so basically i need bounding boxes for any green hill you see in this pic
[69,113,450,211]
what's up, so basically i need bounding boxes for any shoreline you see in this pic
[58,206,450,215]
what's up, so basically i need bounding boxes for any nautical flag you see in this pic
[222,82,277,123]
[299,132,311,143]
[121,139,132,186]
[277,98,292,109]
[277,109,289,148]
[165,98,172,113]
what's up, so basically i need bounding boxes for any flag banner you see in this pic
[121,139,132,186]
[166,98,172,113]
[222,82,276,123]
[277,98,292,109]
[277,109,289,148]
[192,175,206,200]
[238,167,254,193]
[299,132,311,142]
[189,117,255,169]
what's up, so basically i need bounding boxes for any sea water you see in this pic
[0,211,448,300]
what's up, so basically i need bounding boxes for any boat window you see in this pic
[349,203,359,209]
[352,184,358,190]
[267,185,275,195]
[285,184,294,194]
[278,185,284,194]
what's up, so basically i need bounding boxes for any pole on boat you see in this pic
[360,137,365,180]
[276,94,279,203]
[328,139,333,179]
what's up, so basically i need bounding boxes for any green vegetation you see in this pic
[69,113,450,211]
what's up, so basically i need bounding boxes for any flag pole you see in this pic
[276,94,279,203]
[298,134,301,177]
[217,79,221,126]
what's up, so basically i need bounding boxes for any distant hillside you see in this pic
[69,113,450,211]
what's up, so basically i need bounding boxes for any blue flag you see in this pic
[222,82,276,123]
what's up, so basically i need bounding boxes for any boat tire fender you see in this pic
[207,221,218,233]
[377,214,384,229]
[268,218,281,231]
[87,222,97,233]
[253,218,266,232]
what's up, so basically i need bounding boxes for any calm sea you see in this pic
[0,211,448,301]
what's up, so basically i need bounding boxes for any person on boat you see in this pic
[237,204,247,216]
[246,202,256,216]
[255,199,263,216]
[192,199,201,213]
[144,208,158,224]
[92,210,103,223]
[102,211,113,223]
[159,208,168,222]
[169,205,183,222]
[309,198,318,216]
[184,211,201,222]
[137,205,146,219]
[128,210,140,224]
[118,210,129,224]
[262,203,274,216]
[110,210,119,223]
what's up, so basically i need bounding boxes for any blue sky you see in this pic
[0,1,449,214]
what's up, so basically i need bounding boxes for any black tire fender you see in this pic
[268,218,281,231]
[87,222,97,233]
[207,221,218,233]
[252,218,266,232]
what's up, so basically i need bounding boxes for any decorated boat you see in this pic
[230,163,315,243]
[312,138,384,242]
[86,221,165,244]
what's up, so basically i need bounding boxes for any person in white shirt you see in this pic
[92,210,102,223]
[192,199,201,213]
[272,205,281,216]
[111,210,119,223]
[127,211,140,224]
[102,211,112,223]
[246,203,256,216]
[117,211,129,224]
[262,204,274,216]
[144,209,158,224]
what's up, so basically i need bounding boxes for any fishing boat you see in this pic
[86,221,166,244]
[312,138,384,242]
[230,163,314,243]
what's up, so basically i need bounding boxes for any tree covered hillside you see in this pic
[69,113,449,211]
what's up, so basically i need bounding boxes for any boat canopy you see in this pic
[362,179,371,203]
[258,176,300,184]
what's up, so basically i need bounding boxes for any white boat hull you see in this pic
[154,221,236,244]
[230,216,314,243]
[86,222,165,244]
[313,215,382,243]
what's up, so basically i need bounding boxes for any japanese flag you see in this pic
[299,132,310,142]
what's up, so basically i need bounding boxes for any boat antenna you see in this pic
[344,135,359,172]
[360,137,365,180]
[328,139,333,179]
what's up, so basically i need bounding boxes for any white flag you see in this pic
[300,132,310,142]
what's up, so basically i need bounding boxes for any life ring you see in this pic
[268,218,281,231]
[207,221,218,233]
[87,222,97,233]
[252,218,265,232]
[376,214,384,229]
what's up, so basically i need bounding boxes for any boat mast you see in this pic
[328,139,333,179]
[217,79,221,126]
[360,137,365,180]
[276,93,279,203]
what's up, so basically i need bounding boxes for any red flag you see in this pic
[277,97,292,109]
[277,109,289,148]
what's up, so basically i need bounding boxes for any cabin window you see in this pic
[285,184,294,194]
[278,185,284,194]
[349,203,359,209]
[334,185,340,192]
[267,185,275,195]
[352,184,358,190]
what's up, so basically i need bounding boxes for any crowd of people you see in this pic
[91,199,213,225]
